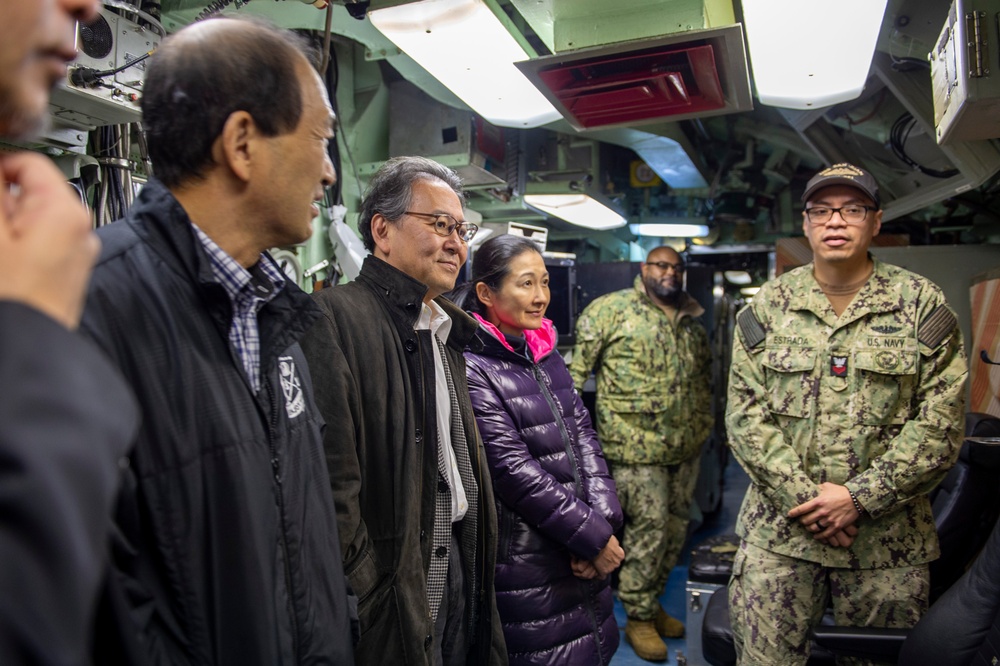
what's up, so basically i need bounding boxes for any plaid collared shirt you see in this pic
[192,225,285,393]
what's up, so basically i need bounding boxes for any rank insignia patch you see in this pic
[830,355,849,377]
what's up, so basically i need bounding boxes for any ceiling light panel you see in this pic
[741,0,888,109]
[524,194,627,230]
[629,222,709,237]
[369,0,562,128]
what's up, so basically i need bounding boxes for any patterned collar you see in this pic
[191,224,286,391]
[191,224,286,301]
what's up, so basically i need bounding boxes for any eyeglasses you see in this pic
[805,205,876,225]
[405,211,479,242]
[647,261,686,273]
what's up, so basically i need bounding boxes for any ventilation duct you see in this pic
[387,80,511,188]
[516,25,752,131]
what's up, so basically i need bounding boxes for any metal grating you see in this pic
[536,44,726,129]
[517,24,753,131]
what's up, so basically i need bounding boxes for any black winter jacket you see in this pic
[464,315,623,666]
[300,256,506,666]
[0,303,138,666]
[80,179,354,665]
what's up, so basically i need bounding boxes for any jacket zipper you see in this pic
[498,503,512,562]
[265,377,300,661]
[530,359,602,663]
[532,364,583,497]
[584,580,606,666]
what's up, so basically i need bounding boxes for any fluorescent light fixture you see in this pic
[524,194,626,230]
[369,0,562,128]
[629,223,709,238]
[741,0,888,109]
[740,286,761,296]
[724,270,752,285]
[629,132,709,189]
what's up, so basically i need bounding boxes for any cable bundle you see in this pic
[196,0,242,20]
[889,112,959,178]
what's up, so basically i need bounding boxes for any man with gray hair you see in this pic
[301,156,506,666]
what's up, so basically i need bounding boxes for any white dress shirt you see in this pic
[415,300,469,522]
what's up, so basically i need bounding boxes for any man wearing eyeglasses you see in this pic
[726,163,967,664]
[301,156,506,666]
[570,246,712,661]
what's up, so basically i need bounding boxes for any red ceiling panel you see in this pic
[535,44,725,129]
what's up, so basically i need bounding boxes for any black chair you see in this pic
[894,493,1000,665]
[925,412,1000,600]
[697,413,1000,666]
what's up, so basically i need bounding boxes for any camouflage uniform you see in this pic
[729,541,928,666]
[726,258,967,665]
[571,275,712,619]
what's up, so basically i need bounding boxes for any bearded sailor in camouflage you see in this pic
[571,246,712,662]
[726,163,967,666]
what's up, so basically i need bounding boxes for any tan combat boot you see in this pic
[655,606,685,638]
[624,618,668,662]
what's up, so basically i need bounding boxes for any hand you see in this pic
[592,534,625,578]
[570,556,599,580]
[817,524,859,548]
[0,153,98,329]
[788,482,860,542]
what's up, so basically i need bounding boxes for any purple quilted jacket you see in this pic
[464,314,624,666]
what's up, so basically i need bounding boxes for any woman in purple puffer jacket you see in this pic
[452,234,625,666]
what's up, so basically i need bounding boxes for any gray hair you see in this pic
[358,156,464,252]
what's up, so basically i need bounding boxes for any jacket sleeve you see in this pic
[568,298,609,391]
[691,320,714,444]
[466,356,614,559]
[568,370,623,532]
[0,302,137,666]
[299,306,375,597]
[79,267,194,664]
[845,291,967,518]
[725,299,819,515]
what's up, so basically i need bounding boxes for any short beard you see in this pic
[644,273,681,304]
[0,98,50,141]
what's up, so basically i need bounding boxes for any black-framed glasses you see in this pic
[805,205,876,225]
[404,211,479,242]
[647,260,686,273]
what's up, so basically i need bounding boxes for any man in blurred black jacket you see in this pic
[0,1,139,664]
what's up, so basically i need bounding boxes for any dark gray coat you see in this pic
[301,256,506,666]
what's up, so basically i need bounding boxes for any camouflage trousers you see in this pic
[613,458,701,619]
[729,541,929,666]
